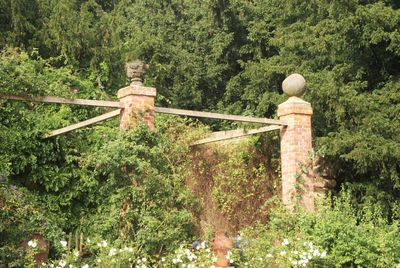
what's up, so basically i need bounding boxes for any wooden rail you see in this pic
[0,94,121,108]
[1,95,284,125]
[2,95,286,140]
[155,107,286,126]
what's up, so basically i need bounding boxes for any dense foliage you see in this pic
[2,0,399,208]
[234,191,400,267]
[1,0,400,266]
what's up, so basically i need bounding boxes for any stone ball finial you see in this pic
[126,60,149,85]
[282,73,306,97]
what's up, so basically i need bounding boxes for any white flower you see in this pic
[172,258,181,264]
[298,258,309,266]
[60,240,68,247]
[97,240,108,247]
[281,238,289,246]
[280,250,286,256]
[320,251,327,258]
[82,265,89,268]
[313,249,320,257]
[73,250,79,257]
[86,238,91,243]
[59,260,67,268]
[108,248,117,257]
[28,240,37,248]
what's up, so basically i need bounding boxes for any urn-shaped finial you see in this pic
[126,60,149,85]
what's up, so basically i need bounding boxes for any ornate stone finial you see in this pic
[282,73,306,97]
[126,60,149,85]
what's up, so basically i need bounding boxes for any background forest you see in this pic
[0,0,400,267]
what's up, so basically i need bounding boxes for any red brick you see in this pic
[118,85,156,130]
[278,97,314,212]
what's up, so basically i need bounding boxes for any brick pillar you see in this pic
[277,74,314,211]
[117,61,156,130]
[211,232,233,268]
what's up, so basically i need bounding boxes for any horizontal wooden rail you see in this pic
[191,125,281,145]
[1,94,286,126]
[0,94,121,108]
[46,109,121,138]
[155,107,286,126]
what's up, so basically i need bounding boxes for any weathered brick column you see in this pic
[211,232,233,268]
[117,61,156,130]
[277,74,314,211]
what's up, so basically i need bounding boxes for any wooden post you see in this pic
[277,74,314,211]
[118,61,156,130]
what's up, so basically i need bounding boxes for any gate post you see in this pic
[117,61,156,130]
[277,74,314,211]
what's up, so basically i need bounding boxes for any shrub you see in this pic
[232,189,400,267]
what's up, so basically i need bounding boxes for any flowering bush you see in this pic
[230,235,327,267]
[230,189,400,267]
[44,238,151,268]
[273,239,327,267]
[160,241,216,267]
[40,239,217,268]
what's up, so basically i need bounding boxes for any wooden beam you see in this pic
[155,107,286,126]
[45,109,121,138]
[0,94,121,108]
[191,125,281,146]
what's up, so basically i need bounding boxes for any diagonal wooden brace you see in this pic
[45,109,121,138]
[191,125,281,146]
